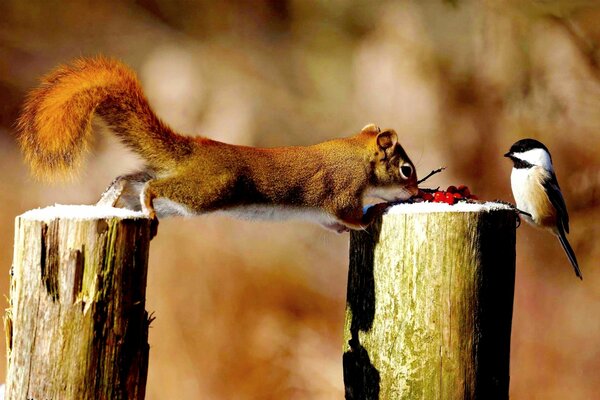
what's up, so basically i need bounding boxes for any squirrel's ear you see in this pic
[361,123,380,135]
[376,130,398,151]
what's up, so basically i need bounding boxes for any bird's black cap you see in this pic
[505,138,550,157]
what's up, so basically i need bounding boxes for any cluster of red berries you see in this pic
[417,185,478,205]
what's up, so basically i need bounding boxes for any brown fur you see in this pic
[18,58,418,230]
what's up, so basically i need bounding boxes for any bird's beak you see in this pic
[503,152,512,158]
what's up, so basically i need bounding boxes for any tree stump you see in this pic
[5,205,153,400]
[343,202,517,399]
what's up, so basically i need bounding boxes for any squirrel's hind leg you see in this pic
[140,178,194,219]
[141,173,237,219]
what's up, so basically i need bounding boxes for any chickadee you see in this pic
[504,138,582,280]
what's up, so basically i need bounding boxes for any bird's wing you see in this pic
[542,172,570,233]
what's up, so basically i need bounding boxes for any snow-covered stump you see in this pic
[5,205,153,400]
[343,202,517,400]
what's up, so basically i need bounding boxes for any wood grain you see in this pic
[5,211,153,400]
[344,207,516,399]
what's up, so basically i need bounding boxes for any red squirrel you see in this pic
[17,57,418,232]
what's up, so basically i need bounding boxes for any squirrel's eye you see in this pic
[400,164,413,179]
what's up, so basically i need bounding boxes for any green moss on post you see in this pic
[343,205,516,399]
[5,206,153,400]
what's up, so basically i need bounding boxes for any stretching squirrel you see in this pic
[17,57,418,232]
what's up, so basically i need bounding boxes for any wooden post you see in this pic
[343,203,517,399]
[5,205,153,400]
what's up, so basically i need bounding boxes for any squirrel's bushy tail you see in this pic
[17,57,193,180]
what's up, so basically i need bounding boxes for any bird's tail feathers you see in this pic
[557,226,582,280]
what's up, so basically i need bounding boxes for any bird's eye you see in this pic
[400,164,413,179]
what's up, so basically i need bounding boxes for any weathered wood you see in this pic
[5,206,153,400]
[343,204,516,399]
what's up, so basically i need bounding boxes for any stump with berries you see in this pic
[343,187,517,400]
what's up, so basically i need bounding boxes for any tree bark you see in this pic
[343,205,516,399]
[5,206,153,400]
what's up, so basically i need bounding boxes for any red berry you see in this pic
[444,192,455,205]
[453,192,462,199]
[457,184,467,191]
[434,191,445,202]
[422,193,434,201]
[447,185,457,193]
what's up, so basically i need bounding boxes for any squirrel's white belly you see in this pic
[153,198,196,218]
[220,205,339,225]
[153,196,340,226]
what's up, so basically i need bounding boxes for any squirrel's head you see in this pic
[361,124,419,202]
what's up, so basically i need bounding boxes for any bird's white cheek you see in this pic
[513,148,554,171]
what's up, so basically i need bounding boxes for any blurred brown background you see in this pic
[1,0,599,398]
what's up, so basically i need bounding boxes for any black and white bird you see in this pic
[504,138,582,280]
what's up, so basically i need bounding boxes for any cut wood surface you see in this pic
[5,205,152,400]
[343,202,517,400]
